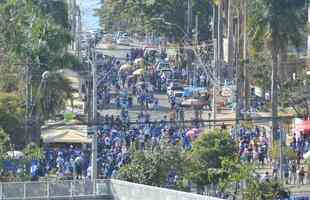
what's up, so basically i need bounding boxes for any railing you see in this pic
[0,179,111,199]
[110,179,225,200]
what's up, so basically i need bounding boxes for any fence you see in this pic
[0,179,111,200]
[0,179,225,200]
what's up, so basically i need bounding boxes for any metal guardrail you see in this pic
[0,179,224,200]
[0,179,111,200]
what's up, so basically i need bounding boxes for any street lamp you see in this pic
[150,18,190,42]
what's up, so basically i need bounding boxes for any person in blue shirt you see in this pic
[30,160,39,181]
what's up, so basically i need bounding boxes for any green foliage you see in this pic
[117,129,290,198]
[97,0,213,41]
[0,92,23,139]
[23,143,44,160]
[64,112,75,122]
[244,179,290,200]
[38,73,74,120]
[0,127,10,156]
[184,129,237,186]
[0,0,80,135]
[279,71,310,117]
[248,0,305,54]
[117,141,185,187]
[220,159,290,199]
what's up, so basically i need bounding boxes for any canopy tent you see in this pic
[134,58,144,65]
[304,151,310,160]
[6,151,25,159]
[133,68,144,76]
[41,125,91,144]
[120,63,133,71]
[296,120,310,135]
[181,98,204,107]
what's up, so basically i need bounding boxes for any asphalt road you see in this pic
[94,41,279,127]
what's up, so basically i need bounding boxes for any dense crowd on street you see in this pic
[1,119,309,188]
[232,125,310,185]
[0,115,199,181]
[1,46,309,191]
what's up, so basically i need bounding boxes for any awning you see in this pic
[120,64,133,71]
[296,120,310,134]
[181,98,204,107]
[134,58,144,65]
[41,125,91,144]
[133,68,144,76]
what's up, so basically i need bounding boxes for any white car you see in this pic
[173,91,184,105]
[156,61,170,71]
[117,36,130,46]
[167,82,184,97]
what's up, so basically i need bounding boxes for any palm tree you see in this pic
[249,0,305,140]
[39,72,74,121]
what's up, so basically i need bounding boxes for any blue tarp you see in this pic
[183,86,208,97]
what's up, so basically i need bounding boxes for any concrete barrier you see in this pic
[110,179,224,200]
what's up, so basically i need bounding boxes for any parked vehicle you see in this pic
[117,36,130,46]
[167,82,184,97]
[155,61,170,71]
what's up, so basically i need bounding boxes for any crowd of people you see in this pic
[231,125,310,185]
[1,119,309,189]
[1,45,309,195]
[24,117,197,181]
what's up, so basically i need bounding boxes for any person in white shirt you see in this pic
[87,165,92,179]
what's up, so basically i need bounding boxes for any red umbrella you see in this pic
[186,128,202,140]
[296,120,310,134]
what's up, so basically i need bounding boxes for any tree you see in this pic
[117,141,185,187]
[248,0,305,140]
[184,129,237,192]
[96,0,213,41]
[0,0,79,143]
[280,70,310,117]
[0,92,25,146]
[0,127,10,157]
[37,72,74,121]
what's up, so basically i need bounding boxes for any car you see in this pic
[167,82,184,97]
[102,34,113,43]
[172,91,184,105]
[117,36,130,46]
[155,61,170,71]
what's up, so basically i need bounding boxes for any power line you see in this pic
[42,115,296,130]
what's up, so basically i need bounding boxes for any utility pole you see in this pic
[235,12,241,129]
[212,4,218,127]
[217,2,222,83]
[187,0,192,38]
[91,48,98,185]
[227,0,234,64]
[25,64,30,143]
[195,15,198,46]
[77,6,82,59]
[243,0,250,115]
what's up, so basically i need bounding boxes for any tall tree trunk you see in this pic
[243,0,250,114]
[227,0,234,64]
[235,9,241,123]
[218,2,223,82]
[279,40,288,79]
[271,50,279,141]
